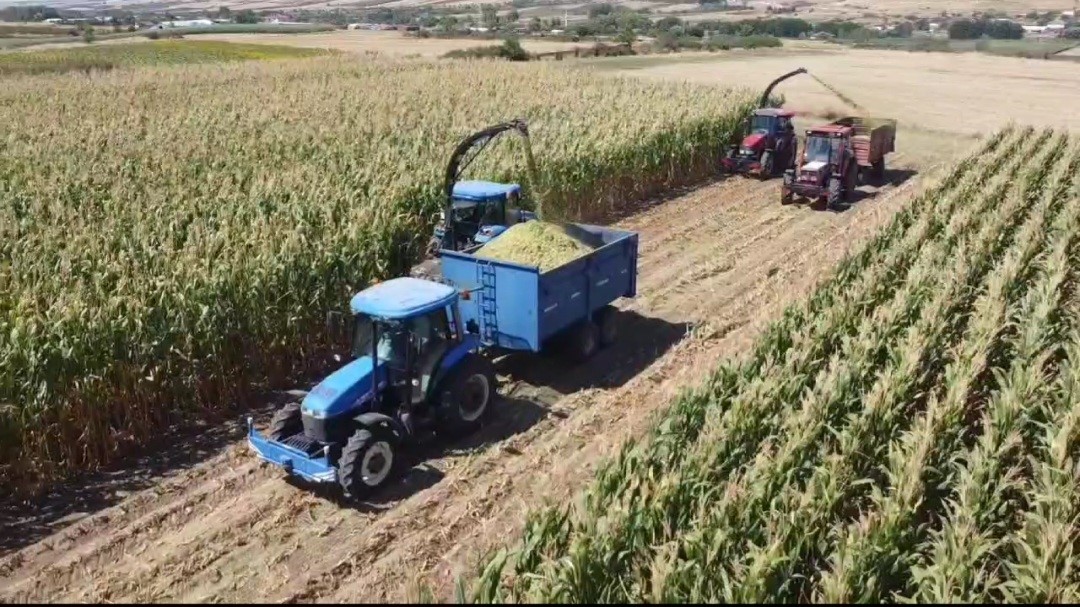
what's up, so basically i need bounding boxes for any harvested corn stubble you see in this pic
[475,221,595,271]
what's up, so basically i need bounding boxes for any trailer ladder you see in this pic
[476,261,499,344]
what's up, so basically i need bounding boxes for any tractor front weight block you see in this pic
[248,419,337,484]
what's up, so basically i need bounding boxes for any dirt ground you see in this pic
[193,29,588,57]
[595,43,1080,136]
[0,130,962,601]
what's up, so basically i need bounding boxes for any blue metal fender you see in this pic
[247,418,337,484]
[354,412,407,442]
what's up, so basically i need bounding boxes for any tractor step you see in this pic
[280,433,323,456]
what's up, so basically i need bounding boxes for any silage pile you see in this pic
[475,221,594,271]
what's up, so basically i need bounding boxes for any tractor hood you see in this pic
[474,224,508,244]
[301,356,387,419]
[800,160,829,181]
[741,132,767,151]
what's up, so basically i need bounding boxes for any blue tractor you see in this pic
[249,277,499,498]
[249,204,640,500]
[424,119,539,260]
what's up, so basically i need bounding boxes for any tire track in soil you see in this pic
[0,155,924,603]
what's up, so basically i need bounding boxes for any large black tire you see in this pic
[760,150,775,179]
[596,306,618,347]
[424,235,442,258]
[438,353,497,435]
[827,176,843,211]
[338,428,397,500]
[567,320,600,364]
[268,401,302,441]
[873,158,886,183]
[781,187,794,205]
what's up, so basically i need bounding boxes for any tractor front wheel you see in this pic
[781,187,794,205]
[827,176,843,211]
[438,354,496,435]
[424,236,442,258]
[760,151,775,179]
[338,428,397,500]
[268,401,302,441]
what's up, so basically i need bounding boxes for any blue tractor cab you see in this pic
[249,277,496,499]
[425,120,539,258]
[434,179,537,250]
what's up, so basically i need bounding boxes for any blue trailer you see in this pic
[248,222,638,499]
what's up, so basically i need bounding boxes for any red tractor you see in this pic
[781,116,896,211]
[722,68,806,179]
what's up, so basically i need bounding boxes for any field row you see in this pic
[0,56,755,494]
[468,126,1080,603]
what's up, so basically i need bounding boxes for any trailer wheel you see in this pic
[268,401,302,441]
[873,159,886,183]
[568,321,600,363]
[338,428,397,500]
[596,306,618,347]
[438,353,496,434]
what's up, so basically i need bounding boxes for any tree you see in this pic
[235,9,260,24]
[217,6,232,20]
[528,16,543,32]
[948,18,981,39]
[507,8,519,23]
[481,5,499,29]
[499,37,529,60]
[984,19,1023,39]
[655,16,682,32]
[616,26,636,45]
[81,24,95,43]
[588,3,615,19]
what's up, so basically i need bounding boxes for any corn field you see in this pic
[0,40,327,76]
[469,126,1080,603]
[0,56,755,494]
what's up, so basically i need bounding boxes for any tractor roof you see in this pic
[452,180,521,203]
[350,277,457,320]
[754,108,795,117]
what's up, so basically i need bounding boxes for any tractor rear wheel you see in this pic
[338,428,397,500]
[438,353,496,435]
[268,401,302,441]
[596,306,618,347]
[844,161,858,201]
